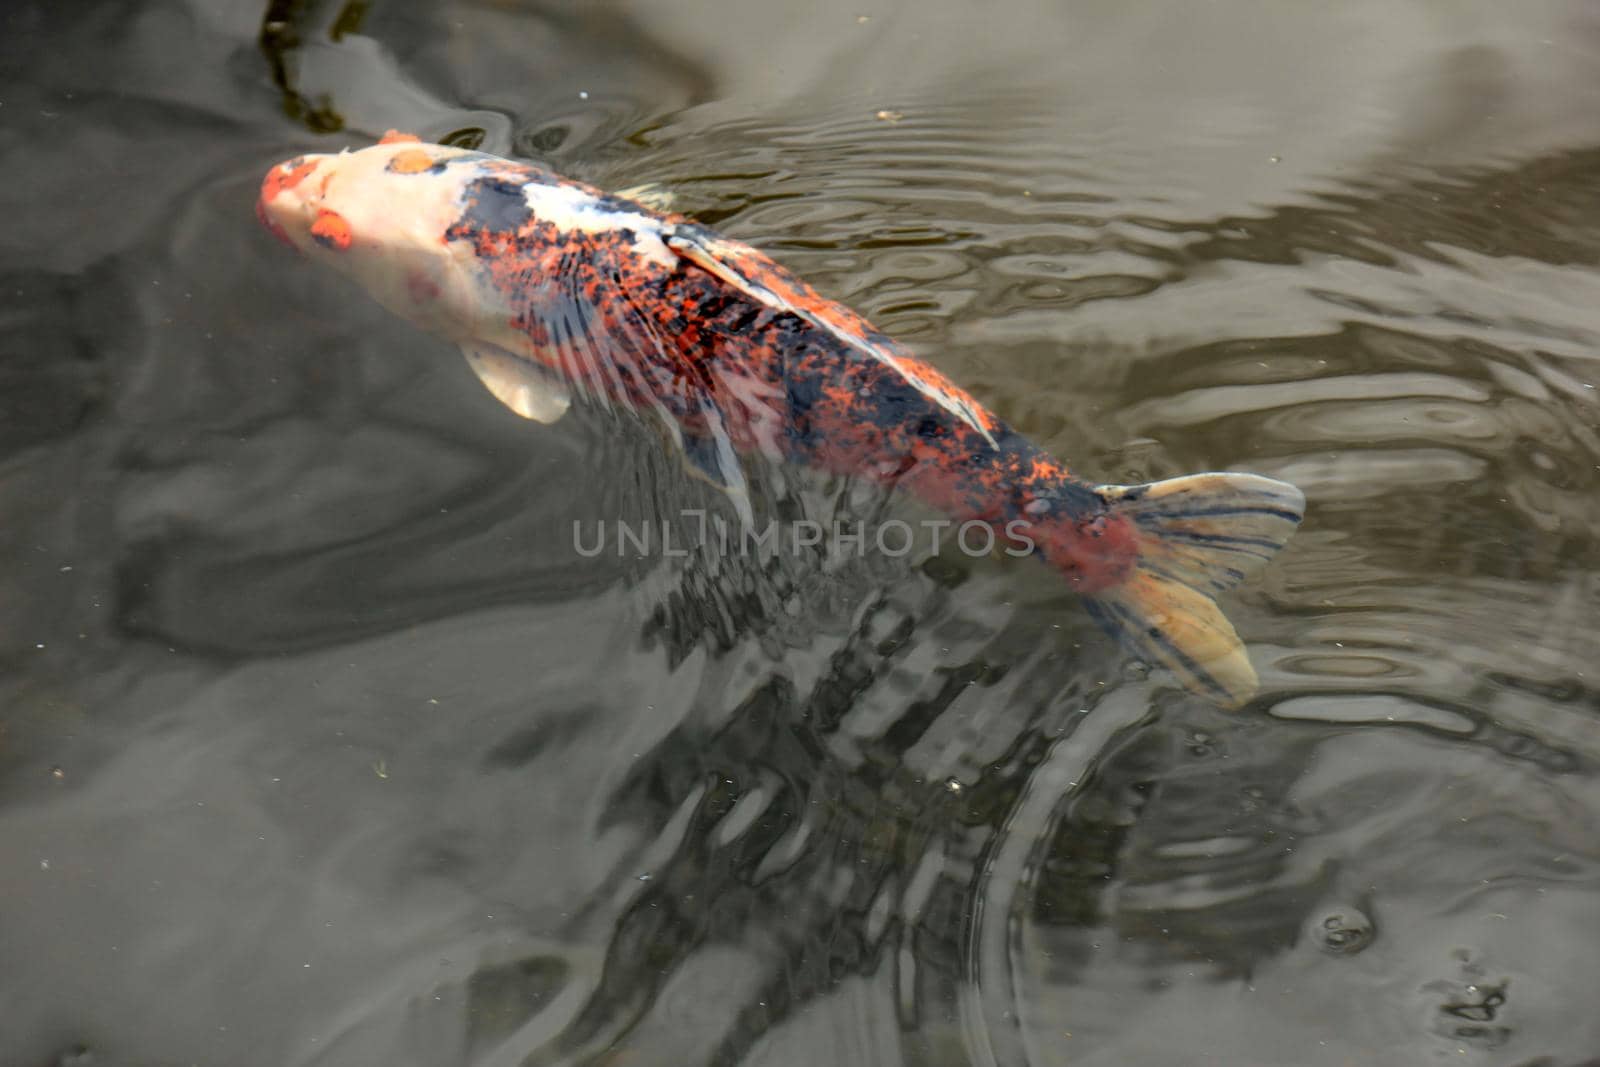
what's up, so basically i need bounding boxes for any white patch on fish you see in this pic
[521,182,679,269]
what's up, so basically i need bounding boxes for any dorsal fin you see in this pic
[663,224,999,449]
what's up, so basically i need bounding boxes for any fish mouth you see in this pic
[256,196,297,249]
[257,154,325,248]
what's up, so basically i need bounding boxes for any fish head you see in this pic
[257,132,488,338]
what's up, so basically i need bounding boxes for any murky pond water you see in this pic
[5,1,1600,1064]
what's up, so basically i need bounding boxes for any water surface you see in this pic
[3,1,1600,1064]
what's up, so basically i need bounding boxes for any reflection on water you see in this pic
[4,0,1600,1064]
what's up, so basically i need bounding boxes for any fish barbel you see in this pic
[258,131,1304,705]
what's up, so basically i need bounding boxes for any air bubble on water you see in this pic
[1311,906,1375,955]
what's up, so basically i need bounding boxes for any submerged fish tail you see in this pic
[1081,472,1305,706]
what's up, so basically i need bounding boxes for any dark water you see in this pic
[5,1,1600,1064]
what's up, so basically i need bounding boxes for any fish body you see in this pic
[258,132,1304,704]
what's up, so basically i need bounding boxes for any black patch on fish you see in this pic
[783,367,826,417]
[860,374,936,430]
[783,364,828,451]
[451,177,534,235]
[1028,480,1105,521]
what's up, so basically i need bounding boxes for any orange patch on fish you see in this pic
[379,130,422,145]
[388,149,437,175]
[257,156,320,248]
[310,208,353,250]
[260,157,319,204]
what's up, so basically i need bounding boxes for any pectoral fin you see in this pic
[680,428,756,530]
[459,341,571,423]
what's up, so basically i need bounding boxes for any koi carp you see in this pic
[257,131,1304,705]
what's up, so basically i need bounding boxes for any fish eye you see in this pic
[310,208,353,251]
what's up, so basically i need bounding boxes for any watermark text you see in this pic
[572,510,1037,559]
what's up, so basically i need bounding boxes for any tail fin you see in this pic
[1082,472,1305,707]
